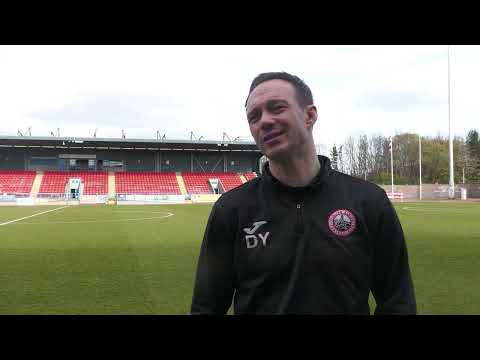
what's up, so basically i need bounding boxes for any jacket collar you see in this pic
[262,155,331,193]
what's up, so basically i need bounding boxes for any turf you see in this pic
[0,201,479,314]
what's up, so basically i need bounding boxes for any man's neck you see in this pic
[268,148,321,188]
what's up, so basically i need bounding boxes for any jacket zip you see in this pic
[296,202,304,234]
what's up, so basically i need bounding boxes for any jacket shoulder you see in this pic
[328,170,388,199]
[215,177,262,209]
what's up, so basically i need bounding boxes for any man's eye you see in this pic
[272,105,285,112]
[248,115,259,123]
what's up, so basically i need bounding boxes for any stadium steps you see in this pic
[30,171,44,197]
[176,172,188,195]
[108,171,116,198]
[239,174,247,184]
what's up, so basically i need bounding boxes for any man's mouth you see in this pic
[262,131,283,143]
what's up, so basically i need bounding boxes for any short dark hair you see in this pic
[245,71,314,108]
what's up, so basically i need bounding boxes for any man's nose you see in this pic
[259,112,275,129]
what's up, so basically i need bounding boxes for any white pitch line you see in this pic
[0,206,69,226]
[112,210,172,214]
[401,206,474,215]
[11,212,175,225]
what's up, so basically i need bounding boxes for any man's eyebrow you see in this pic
[247,99,288,119]
[266,99,288,106]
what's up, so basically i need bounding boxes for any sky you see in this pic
[1,45,479,155]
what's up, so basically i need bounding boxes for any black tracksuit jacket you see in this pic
[191,156,416,314]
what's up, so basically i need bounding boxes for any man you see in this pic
[191,72,416,314]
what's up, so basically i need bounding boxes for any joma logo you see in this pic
[243,221,269,249]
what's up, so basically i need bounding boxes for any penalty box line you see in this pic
[0,206,69,227]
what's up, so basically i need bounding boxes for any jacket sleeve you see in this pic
[190,200,235,315]
[371,191,417,315]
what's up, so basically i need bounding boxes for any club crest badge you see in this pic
[328,209,356,237]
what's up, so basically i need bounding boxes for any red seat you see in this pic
[115,172,181,195]
[39,171,107,195]
[0,170,36,195]
[182,172,243,194]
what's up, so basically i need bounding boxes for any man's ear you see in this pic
[305,105,317,130]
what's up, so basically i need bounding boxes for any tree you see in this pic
[330,144,338,170]
[358,134,369,180]
[337,130,480,185]
[368,134,388,180]
[344,135,359,177]
[419,136,449,184]
[464,129,480,183]
[391,133,421,184]
[338,145,344,173]
[466,129,480,159]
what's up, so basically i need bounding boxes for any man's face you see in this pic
[246,79,316,160]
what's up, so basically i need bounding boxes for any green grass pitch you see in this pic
[0,201,479,314]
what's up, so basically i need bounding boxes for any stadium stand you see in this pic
[180,172,212,194]
[217,173,244,191]
[39,171,108,195]
[115,171,181,195]
[244,172,258,181]
[0,170,36,195]
[182,172,243,194]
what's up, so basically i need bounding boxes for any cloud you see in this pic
[28,94,185,128]
[353,89,446,111]
[1,45,479,147]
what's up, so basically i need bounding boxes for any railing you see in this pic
[116,193,186,205]
[387,192,404,202]
[0,192,31,198]
[36,193,67,200]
